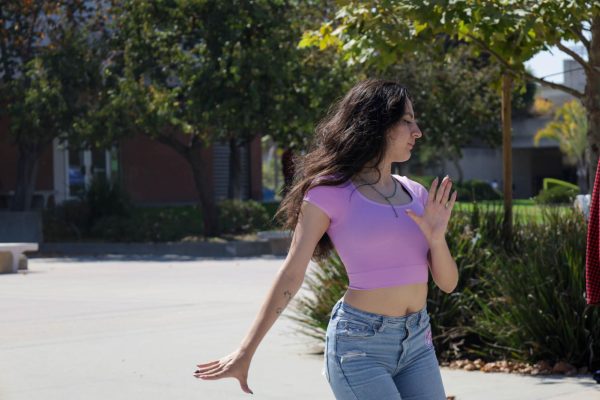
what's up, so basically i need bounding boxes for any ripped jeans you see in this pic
[323,299,446,400]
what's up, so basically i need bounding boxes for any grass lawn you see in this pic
[454,199,574,223]
[263,198,576,224]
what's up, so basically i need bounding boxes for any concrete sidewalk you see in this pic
[0,256,598,400]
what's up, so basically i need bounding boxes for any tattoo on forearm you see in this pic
[275,290,294,315]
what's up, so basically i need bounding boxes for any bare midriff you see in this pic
[342,282,428,317]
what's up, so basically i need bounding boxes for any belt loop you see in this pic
[418,308,426,327]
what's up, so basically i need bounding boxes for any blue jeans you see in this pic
[323,299,446,399]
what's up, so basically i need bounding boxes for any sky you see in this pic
[524,40,586,84]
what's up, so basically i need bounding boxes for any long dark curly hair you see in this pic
[275,79,412,260]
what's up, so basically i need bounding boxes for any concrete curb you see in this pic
[36,240,276,258]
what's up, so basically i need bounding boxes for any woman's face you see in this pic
[385,99,422,162]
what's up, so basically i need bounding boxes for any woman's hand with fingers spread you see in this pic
[405,175,457,245]
[194,349,254,394]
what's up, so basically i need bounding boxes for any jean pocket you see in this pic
[336,318,376,339]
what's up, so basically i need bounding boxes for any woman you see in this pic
[194,79,458,399]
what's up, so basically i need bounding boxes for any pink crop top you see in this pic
[303,174,430,290]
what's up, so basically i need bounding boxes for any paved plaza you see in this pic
[1,256,599,399]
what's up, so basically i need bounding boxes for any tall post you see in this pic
[502,73,513,239]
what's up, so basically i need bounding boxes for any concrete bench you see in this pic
[0,243,38,274]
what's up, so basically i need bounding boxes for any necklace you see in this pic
[362,177,400,218]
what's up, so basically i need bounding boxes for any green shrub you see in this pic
[43,200,91,241]
[88,200,275,241]
[425,204,504,360]
[455,179,501,202]
[85,178,132,222]
[43,213,80,242]
[534,185,579,205]
[218,199,271,234]
[542,177,579,191]
[45,202,204,242]
[262,201,282,227]
[43,179,133,241]
[47,198,282,242]
[469,208,598,368]
[90,206,203,242]
[88,215,134,241]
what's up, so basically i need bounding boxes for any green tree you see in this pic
[376,46,502,181]
[99,0,344,235]
[98,0,222,235]
[265,1,358,195]
[185,0,303,200]
[0,1,108,211]
[534,100,588,192]
[302,0,599,236]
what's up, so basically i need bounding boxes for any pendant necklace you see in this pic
[367,178,399,218]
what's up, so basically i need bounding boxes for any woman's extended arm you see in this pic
[194,201,330,394]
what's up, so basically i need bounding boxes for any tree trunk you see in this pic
[451,155,464,183]
[228,138,242,200]
[188,149,219,237]
[586,14,600,193]
[502,73,513,239]
[10,142,41,211]
[156,134,218,237]
[577,161,589,194]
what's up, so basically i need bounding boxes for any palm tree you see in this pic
[534,100,588,193]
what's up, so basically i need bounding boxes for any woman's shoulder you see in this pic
[304,175,352,205]
[303,175,352,220]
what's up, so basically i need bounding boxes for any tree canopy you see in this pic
[302,0,599,187]
[372,46,502,179]
[93,0,352,233]
[0,0,108,210]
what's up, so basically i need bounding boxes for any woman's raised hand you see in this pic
[194,349,254,394]
[405,176,457,245]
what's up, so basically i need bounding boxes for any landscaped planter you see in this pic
[257,230,292,256]
[0,211,43,242]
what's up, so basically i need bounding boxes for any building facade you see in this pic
[0,131,263,209]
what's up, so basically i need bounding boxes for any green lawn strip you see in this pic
[454,201,572,223]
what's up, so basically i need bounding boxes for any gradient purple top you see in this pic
[303,174,430,290]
